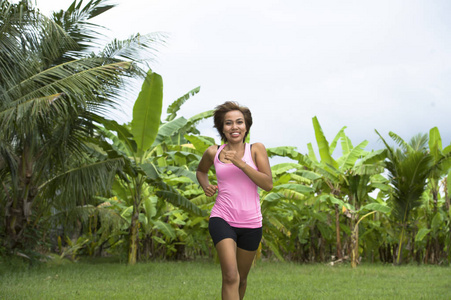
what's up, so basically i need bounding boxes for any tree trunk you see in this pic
[396,225,405,265]
[128,204,140,265]
[4,184,35,251]
[351,214,358,268]
[334,204,342,259]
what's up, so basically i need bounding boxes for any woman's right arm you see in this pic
[196,145,218,197]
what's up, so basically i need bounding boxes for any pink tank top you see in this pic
[210,143,262,228]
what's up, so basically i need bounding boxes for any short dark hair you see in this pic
[213,101,253,143]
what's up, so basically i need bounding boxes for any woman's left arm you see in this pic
[229,143,273,191]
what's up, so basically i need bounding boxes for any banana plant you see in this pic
[426,128,451,218]
[262,123,387,262]
[302,117,387,260]
[344,201,391,267]
[406,127,451,263]
[260,146,320,260]
[95,70,208,264]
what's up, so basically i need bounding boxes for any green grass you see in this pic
[1,258,450,299]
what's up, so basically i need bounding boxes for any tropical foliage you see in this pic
[1,0,450,266]
[376,129,451,264]
[0,0,162,256]
[93,70,209,264]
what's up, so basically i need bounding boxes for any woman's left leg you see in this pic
[216,239,240,299]
[236,247,257,299]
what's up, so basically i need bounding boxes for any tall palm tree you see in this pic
[0,0,163,253]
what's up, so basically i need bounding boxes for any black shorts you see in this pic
[208,217,262,251]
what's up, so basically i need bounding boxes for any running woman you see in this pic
[196,101,273,300]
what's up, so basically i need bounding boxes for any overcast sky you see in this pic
[34,0,451,156]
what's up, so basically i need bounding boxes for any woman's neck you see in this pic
[226,141,245,151]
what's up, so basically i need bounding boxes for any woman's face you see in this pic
[223,110,247,142]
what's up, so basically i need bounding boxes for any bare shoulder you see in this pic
[251,143,271,174]
[204,145,219,159]
[251,143,269,161]
[251,142,268,153]
[197,145,218,172]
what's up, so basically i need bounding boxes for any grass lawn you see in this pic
[1,258,450,299]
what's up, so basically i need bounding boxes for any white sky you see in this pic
[32,0,451,155]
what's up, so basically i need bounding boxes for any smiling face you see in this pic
[213,101,253,143]
[223,110,247,143]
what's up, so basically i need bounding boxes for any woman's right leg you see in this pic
[216,238,239,300]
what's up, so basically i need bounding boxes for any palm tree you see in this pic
[0,0,163,254]
[375,131,437,264]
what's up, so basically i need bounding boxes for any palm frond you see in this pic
[10,58,131,101]
[48,201,127,238]
[101,32,167,63]
[390,150,433,222]
[0,93,65,130]
[0,137,18,183]
[39,156,124,208]
[51,0,115,51]
[0,1,76,85]
[388,131,415,153]
[408,133,428,152]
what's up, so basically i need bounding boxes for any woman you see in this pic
[196,101,273,299]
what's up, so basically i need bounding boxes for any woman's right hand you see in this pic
[196,145,219,197]
[203,184,218,197]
